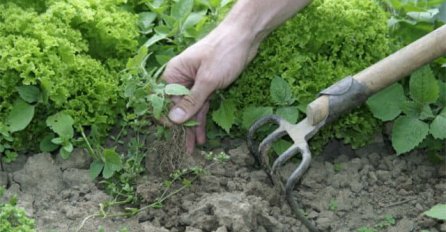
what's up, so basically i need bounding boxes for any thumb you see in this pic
[168,80,214,124]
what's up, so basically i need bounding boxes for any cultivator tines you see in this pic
[247,115,321,232]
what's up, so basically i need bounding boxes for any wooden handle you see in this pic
[307,24,446,125]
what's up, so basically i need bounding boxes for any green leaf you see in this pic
[6,99,35,132]
[430,109,446,139]
[171,0,193,20]
[270,76,294,105]
[184,120,200,127]
[46,112,74,138]
[89,160,104,179]
[438,81,446,105]
[367,83,405,121]
[164,84,190,96]
[59,148,71,159]
[401,100,421,117]
[51,137,63,145]
[410,65,439,105]
[148,95,164,119]
[272,139,293,155]
[16,85,41,104]
[424,204,446,221]
[182,11,206,31]
[40,134,59,152]
[63,143,74,153]
[138,12,157,32]
[103,149,122,171]
[392,116,429,155]
[126,46,149,72]
[212,99,236,133]
[242,106,273,129]
[275,106,300,124]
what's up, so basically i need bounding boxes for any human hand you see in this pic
[162,24,260,154]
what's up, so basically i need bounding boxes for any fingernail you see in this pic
[168,107,186,123]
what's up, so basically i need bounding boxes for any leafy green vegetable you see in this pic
[392,116,429,155]
[242,107,273,129]
[270,76,295,106]
[276,106,300,124]
[367,84,405,121]
[46,112,74,138]
[409,65,439,105]
[165,83,191,96]
[6,99,35,133]
[430,109,446,139]
[212,99,236,133]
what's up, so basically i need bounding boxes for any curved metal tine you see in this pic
[285,143,312,194]
[247,115,284,164]
[283,143,320,232]
[271,144,301,174]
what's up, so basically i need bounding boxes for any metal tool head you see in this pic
[247,115,324,232]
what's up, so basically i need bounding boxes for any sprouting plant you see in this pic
[375,215,396,229]
[357,227,377,232]
[328,199,338,211]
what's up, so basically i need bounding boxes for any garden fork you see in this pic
[248,24,446,232]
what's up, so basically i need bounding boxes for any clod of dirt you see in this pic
[12,153,64,196]
[179,192,283,232]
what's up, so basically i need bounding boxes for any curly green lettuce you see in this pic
[0,1,140,151]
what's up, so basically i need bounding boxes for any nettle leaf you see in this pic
[270,76,294,105]
[367,83,405,121]
[16,85,41,104]
[6,99,35,132]
[401,100,420,117]
[392,116,429,155]
[242,106,273,129]
[212,99,236,133]
[148,95,164,119]
[424,204,446,221]
[410,65,439,105]
[182,11,206,31]
[171,0,193,20]
[164,84,190,96]
[46,112,74,138]
[430,109,446,139]
[275,106,300,124]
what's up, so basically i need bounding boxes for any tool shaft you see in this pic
[307,24,446,126]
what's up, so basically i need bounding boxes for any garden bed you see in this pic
[1,137,445,232]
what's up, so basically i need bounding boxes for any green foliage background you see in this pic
[0,0,140,151]
[216,0,391,149]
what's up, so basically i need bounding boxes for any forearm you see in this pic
[221,0,312,45]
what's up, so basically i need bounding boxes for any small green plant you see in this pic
[328,199,338,211]
[375,215,396,229]
[367,65,446,156]
[357,227,377,232]
[423,204,446,221]
[333,163,343,173]
[0,187,35,232]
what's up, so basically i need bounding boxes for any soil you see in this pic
[1,135,445,232]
